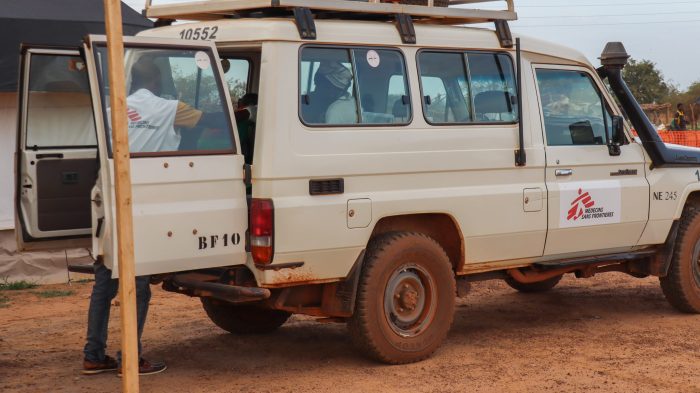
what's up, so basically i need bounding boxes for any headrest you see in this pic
[474,91,514,114]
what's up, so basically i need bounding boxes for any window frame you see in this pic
[92,42,238,159]
[533,64,620,148]
[297,44,413,128]
[416,48,519,127]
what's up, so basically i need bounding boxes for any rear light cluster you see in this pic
[250,198,274,265]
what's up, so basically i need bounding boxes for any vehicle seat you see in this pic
[392,99,409,123]
[474,90,515,122]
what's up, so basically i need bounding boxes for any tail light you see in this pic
[250,198,274,265]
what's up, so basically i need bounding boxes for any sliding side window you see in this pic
[299,46,411,126]
[418,51,517,125]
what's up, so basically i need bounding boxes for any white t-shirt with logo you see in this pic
[123,88,180,152]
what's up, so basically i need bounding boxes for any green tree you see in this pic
[622,58,671,104]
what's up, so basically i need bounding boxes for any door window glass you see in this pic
[94,46,234,155]
[300,47,411,125]
[25,54,97,149]
[536,69,612,146]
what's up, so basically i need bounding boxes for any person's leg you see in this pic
[116,275,151,360]
[117,276,166,375]
[135,275,152,356]
[83,263,119,372]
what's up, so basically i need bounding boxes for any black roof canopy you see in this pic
[0,0,153,92]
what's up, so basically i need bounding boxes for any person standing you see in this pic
[672,103,688,131]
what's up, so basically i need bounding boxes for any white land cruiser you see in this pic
[15,0,700,364]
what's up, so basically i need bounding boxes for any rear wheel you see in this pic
[505,274,562,293]
[660,207,700,313]
[348,232,456,364]
[201,299,291,334]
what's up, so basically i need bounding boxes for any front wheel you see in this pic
[348,232,456,364]
[660,207,700,313]
[201,299,291,334]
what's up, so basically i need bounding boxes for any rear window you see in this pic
[25,54,97,149]
[418,51,518,125]
[94,46,235,156]
[299,46,411,126]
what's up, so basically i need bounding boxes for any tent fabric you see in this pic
[0,230,94,284]
[0,0,153,92]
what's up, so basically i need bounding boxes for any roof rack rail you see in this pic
[144,0,517,46]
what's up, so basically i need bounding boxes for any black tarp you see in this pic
[0,0,153,92]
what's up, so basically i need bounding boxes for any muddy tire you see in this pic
[348,232,456,364]
[201,299,291,334]
[660,207,700,313]
[505,275,562,293]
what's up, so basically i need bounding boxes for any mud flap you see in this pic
[321,250,365,317]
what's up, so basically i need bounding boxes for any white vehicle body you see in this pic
[15,0,700,364]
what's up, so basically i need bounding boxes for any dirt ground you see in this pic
[2,273,700,393]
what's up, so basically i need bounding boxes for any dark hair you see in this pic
[678,103,684,109]
[131,58,160,92]
[239,93,258,106]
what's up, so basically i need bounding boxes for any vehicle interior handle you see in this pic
[36,153,64,159]
[555,169,573,177]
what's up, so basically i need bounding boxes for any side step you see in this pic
[533,249,657,271]
[68,264,96,275]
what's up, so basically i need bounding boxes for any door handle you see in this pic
[555,169,573,177]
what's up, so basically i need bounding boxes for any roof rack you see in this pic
[144,0,517,46]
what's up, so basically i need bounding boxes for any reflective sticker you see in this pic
[195,51,211,70]
[366,50,380,68]
[559,181,621,228]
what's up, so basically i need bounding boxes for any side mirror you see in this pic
[612,115,626,145]
[608,115,625,156]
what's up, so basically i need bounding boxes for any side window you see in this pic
[221,58,250,103]
[467,52,518,123]
[418,51,517,125]
[536,69,612,146]
[299,47,411,126]
[95,46,234,155]
[25,55,97,149]
[418,52,471,124]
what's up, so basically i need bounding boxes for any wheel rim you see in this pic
[383,264,437,338]
[692,239,700,288]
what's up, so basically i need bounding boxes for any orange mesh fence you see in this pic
[631,130,700,147]
[657,131,700,147]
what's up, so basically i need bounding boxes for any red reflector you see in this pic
[250,198,274,265]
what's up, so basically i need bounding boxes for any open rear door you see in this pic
[83,35,249,277]
[15,47,97,251]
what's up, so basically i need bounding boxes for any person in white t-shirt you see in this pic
[125,59,227,152]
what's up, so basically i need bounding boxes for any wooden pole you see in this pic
[103,0,140,391]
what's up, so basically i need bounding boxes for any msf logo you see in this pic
[127,108,142,122]
[567,188,595,221]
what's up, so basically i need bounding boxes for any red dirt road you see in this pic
[2,273,700,393]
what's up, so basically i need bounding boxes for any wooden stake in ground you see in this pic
[103,0,140,391]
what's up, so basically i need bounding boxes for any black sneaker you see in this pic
[118,358,167,376]
[82,355,118,375]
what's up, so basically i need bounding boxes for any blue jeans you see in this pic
[83,263,151,363]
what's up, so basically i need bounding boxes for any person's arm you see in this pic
[175,102,203,128]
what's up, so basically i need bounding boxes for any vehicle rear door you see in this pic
[83,35,248,277]
[534,65,649,256]
[15,47,97,251]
